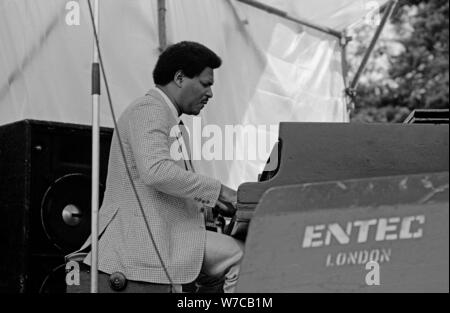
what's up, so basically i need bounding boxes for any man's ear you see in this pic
[174,70,184,88]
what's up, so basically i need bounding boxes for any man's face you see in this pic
[179,67,214,115]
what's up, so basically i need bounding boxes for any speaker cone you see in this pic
[41,173,104,253]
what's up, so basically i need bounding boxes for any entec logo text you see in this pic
[302,215,425,248]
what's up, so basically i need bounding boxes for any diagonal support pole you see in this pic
[350,0,399,90]
[236,0,342,39]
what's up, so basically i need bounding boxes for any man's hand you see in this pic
[214,184,237,217]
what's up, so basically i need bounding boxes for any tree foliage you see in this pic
[349,0,449,123]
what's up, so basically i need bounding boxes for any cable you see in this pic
[39,263,66,294]
[86,0,174,287]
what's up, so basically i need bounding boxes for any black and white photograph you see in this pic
[0,0,448,303]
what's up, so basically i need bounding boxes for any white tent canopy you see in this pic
[0,0,389,188]
[258,0,388,30]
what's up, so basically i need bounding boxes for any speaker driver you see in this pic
[41,173,104,253]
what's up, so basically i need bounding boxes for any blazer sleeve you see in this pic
[128,98,221,207]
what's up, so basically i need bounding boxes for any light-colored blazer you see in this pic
[80,89,221,284]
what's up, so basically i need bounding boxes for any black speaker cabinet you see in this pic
[0,120,113,293]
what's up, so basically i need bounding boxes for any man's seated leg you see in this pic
[196,230,244,293]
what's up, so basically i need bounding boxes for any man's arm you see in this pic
[128,99,221,207]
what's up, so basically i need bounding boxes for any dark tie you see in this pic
[178,121,195,172]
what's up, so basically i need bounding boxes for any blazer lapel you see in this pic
[146,89,194,172]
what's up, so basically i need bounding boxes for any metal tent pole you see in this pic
[350,0,399,90]
[340,32,352,119]
[158,0,167,52]
[237,0,342,39]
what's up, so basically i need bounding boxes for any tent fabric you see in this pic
[0,0,387,189]
[258,0,389,30]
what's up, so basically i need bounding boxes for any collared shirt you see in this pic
[151,87,194,172]
[152,86,181,124]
